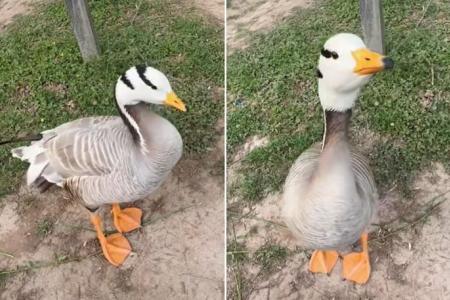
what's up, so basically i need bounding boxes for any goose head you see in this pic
[317,33,394,111]
[115,65,186,112]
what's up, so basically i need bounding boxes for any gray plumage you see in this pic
[282,111,377,251]
[12,104,182,209]
[12,66,184,209]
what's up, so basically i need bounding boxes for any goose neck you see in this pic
[115,98,149,152]
[322,109,352,150]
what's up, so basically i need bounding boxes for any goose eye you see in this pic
[331,51,339,59]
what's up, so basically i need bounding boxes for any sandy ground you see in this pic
[192,0,223,22]
[0,0,35,31]
[0,1,225,300]
[227,0,313,50]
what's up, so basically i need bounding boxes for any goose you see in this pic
[282,33,393,284]
[11,65,186,266]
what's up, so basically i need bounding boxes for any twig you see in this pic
[233,268,243,300]
[373,191,449,227]
[58,205,196,235]
[416,0,432,27]
[59,223,95,233]
[229,221,244,300]
[431,64,434,86]
[389,0,432,56]
[131,0,144,24]
[228,210,287,228]
[227,250,249,255]
[0,252,101,276]
[141,205,196,227]
[0,251,14,258]
[372,191,449,242]
[0,206,196,278]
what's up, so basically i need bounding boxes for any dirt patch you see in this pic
[0,137,224,299]
[232,135,269,163]
[192,0,223,22]
[0,0,44,32]
[227,0,313,50]
[43,83,68,97]
[0,0,223,33]
[228,162,450,299]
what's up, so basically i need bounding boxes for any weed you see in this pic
[253,243,288,273]
[36,218,54,237]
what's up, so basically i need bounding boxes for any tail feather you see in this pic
[27,160,49,186]
[11,144,45,162]
[10,132,63,189]
[11,142,51,186]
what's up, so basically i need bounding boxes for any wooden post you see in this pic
[360,0,385,54]
[65,0,100,61]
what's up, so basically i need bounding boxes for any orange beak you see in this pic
[164,92,186,112]
[352,48,394,75]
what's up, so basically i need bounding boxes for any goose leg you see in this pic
[111,203,142,233]
[90,213,131,266]
[342,232,371,284]
[309,250,339,274]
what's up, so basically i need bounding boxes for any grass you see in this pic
[253,243,288,273]
[0,0,223,196]
[227,0,450,202]
[227,241,249,266]
[36,218,54,238]
[227,240,290,299]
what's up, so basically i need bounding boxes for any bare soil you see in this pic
[0,0,36,31]
[0,1,225,299]
[192,0,223,22]
[227,0,313,50]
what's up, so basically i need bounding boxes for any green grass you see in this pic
[0,0,223,196]
[227,240,249,266]
[253,243,288,273]
[36,218,54,238]
[228,0,450,202]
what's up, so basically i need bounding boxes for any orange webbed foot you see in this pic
[90,214,131,266]
[309,250,339,274]
[341,233,371,284]
[112,203,142,233]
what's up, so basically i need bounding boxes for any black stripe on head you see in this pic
[136,64,157,90]
[316,68,323,78]
[321,48,339,59]
[120,73,134,90]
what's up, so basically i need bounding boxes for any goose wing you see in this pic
[42,116,132,179]
[63,167,148,208]
[12,116,134,186]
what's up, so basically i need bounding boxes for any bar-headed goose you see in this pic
[282,33,393,284]
[12,65,186,266]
